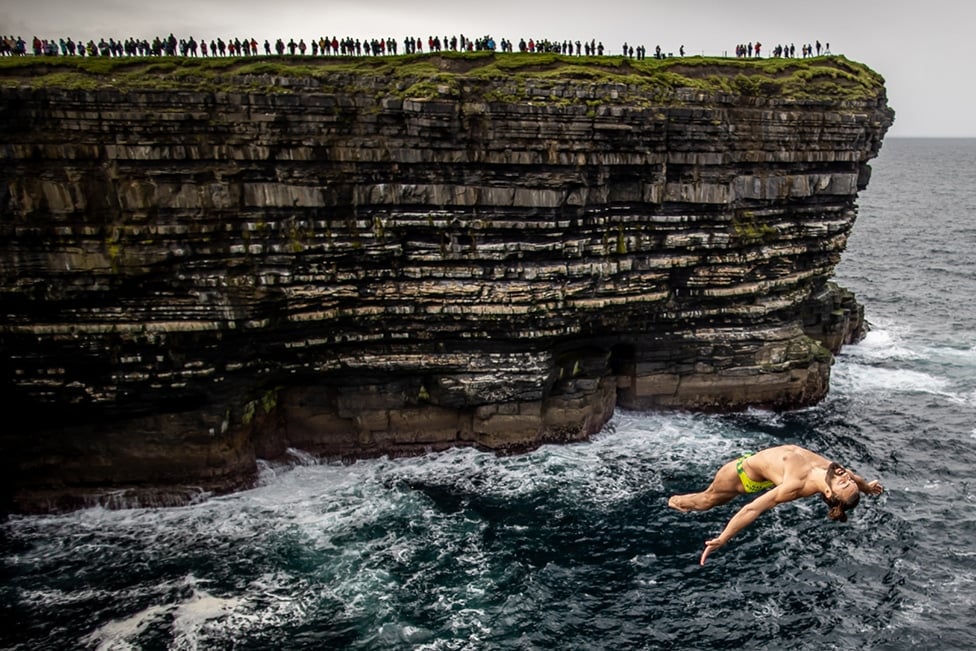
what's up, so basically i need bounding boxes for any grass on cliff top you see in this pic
[0,51,887,102]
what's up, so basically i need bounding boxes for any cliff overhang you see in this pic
[0,53,894,512]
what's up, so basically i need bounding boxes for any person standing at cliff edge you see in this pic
[668,445,884,564]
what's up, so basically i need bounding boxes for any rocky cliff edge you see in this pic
[0,53,894,511]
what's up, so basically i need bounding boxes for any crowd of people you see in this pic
[735,40,831,58]
[1,32,831,60]
[1,33,609,58]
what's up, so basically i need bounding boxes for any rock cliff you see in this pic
[0,53,894,511]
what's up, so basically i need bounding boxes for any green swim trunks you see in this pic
[736,452,775,493]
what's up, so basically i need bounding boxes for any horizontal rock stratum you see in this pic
[0,53,894,512]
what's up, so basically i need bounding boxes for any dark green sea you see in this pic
[2,138,974,650]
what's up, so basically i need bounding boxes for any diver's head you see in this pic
[822,462,860,522]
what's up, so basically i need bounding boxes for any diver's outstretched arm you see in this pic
[699,486,797,565]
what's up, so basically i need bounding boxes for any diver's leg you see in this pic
[667,460,743,512]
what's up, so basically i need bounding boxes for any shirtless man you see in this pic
[668,445,884,564]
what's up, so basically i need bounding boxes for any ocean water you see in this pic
[2,138,975,650]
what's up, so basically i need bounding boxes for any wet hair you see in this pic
[822,483,861,522]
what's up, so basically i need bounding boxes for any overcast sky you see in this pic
[1,0,969,137]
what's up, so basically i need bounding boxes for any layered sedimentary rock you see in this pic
[0,54,893,511]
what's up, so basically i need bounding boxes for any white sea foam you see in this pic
[835,363,951,395]
[83,602,172,651]
[171,588,243,651]
[285,447,319,465]
[830,318,976,409]
[78,570,328,650]
[741,407,788,428]
[374,621,435,645]
[918,342,976,375]
[253,458,278,485]
[350,410,779,510]
[843,325,976,379]
[80,576,241,651]
[840,327,921,363]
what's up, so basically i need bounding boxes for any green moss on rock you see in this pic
[0,52,888,104]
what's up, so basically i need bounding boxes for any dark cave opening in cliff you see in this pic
[609,342,636,377]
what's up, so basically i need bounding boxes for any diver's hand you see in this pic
[700,537,725,565]
[864,480,883,496]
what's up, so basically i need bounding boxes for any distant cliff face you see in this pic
[0,54,893,511]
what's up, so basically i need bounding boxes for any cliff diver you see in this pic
[668,445,884,565]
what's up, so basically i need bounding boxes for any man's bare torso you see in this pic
[742,445,831,497]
